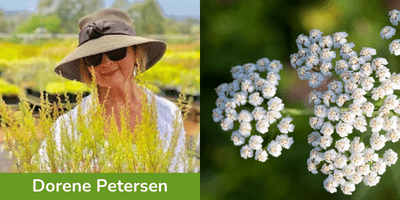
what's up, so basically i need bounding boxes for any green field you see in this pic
[0,37,199,97]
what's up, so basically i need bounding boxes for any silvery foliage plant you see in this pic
[291,29,400,195]
[213,59,294,162]
[381,9,400,55]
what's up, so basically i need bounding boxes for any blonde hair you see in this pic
[79,45,148,84]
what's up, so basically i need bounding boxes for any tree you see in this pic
[164,18,200,35]
[56,0,105,33]
[142,0,164,34]
[37,0,59,15]
[127,0,165,35]
[42,14,61,33]
[128,2,143,34]
[0,9,7,33]
[111,0,130,12]
[36,0,105,33]
[15,14,61,34]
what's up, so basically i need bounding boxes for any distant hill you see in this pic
[2,9,33,16]
[1,8,198,20]
[166,14,199,20]
[0,5,198,34]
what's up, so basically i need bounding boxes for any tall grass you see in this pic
[0,79,195,172]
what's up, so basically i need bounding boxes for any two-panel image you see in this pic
[1,0,400,199]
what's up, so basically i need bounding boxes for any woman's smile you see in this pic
[101,67,119,76]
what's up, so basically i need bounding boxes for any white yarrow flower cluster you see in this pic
[294,30,400,195]
[381,9,400,55]
[213,58,294,162]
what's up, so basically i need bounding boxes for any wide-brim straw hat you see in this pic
[54,8,166,82]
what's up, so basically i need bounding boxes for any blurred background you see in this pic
[0,0,199,96]
[201,0,400,199]
[0,0,199,171]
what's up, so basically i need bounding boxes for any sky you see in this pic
[0,0,200,18]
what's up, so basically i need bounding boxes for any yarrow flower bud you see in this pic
[213,58,295,162]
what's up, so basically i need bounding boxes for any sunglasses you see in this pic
[82,47,127,67]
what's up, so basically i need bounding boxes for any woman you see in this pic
[38,8,187,173]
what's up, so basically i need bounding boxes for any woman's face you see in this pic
[87,46,136,88]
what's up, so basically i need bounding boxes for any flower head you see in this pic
[293,30,400,194]
[383,149,398,166]
[249,135,263,150]
[231,131,245,146]
[389,9,400,26]
[240,145,254,159]
[276,134,294,149]
[213,58,294,162]
[381,10,400,56]
[267,140,282,157]
[277,116,295,133]
[380,26,396,39]
[389,39,400,55]
[255,149,268,162]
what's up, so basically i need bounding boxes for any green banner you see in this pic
[0,173,199,200]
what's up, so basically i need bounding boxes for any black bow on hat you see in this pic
[86,21,110,39]
[78,21,135,46]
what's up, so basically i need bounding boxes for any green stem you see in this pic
[281,108,314,116]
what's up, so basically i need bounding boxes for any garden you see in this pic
[0,38,199,99]
[0,36,200,172]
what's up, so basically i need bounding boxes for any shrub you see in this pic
[0,80,196,172]
[0,78,21,96]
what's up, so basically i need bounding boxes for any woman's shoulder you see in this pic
[143,88,180,118]
[154,95,180,116]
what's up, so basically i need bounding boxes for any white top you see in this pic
[39,91,187,172]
